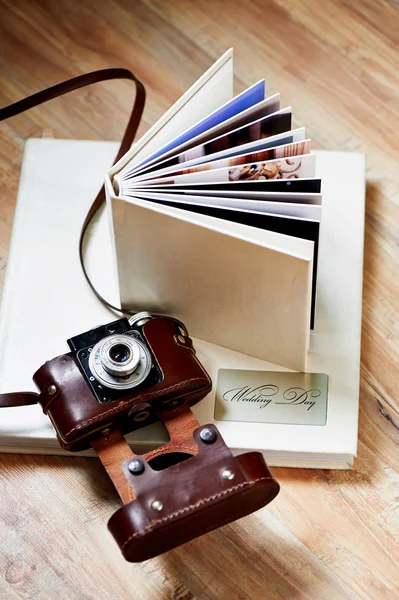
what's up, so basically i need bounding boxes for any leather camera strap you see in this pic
[0,392,39,407]
[0,67,146,315]
[0,68,146,408]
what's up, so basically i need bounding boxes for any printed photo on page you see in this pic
[120,107,292,186]
[124,140,311,187]
[125,154,316,186]
[124,91,282,177]
[126,128,306,186]
[129,80,266,173]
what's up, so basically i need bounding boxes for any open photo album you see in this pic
[106,49,321,371]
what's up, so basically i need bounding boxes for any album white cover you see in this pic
[0,139,365,469]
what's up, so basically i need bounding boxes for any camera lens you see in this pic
[89,333,151,390]
[109,343,131,364]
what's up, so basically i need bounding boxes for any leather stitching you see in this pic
[165,500,271,550]
[128,485,135,503]
[61,377,207,439]
[42,392,61,414]
[120,476,274,549]
[144,445,196,460]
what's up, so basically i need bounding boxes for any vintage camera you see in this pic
[67,312,163,404]
[33,313,212,452]
[1,311,279,562]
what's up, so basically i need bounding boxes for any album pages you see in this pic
[107,49,320,369]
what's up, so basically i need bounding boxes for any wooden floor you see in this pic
[1,1,399,598]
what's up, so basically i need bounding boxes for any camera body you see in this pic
[33,313,212,451]
[66,312,163,405]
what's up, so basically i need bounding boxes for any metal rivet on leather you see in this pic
[128,459,145,475]
[48,385,57,396]
[164,399,179,408]
[222,469,235,481]
[134,410,150,422]
[200,427,217,444]
[151,500,163,511]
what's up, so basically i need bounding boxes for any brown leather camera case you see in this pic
[2,315,279,561]
[93,405,280,562]
[33,316,212,451]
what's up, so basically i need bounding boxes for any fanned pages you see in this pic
[105,49,323,370]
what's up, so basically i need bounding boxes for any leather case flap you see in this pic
[107,424,279,561]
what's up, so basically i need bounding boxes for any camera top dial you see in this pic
[89,333,151,390]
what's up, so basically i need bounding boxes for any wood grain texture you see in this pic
[0,0,398,598]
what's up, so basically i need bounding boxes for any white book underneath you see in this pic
[0,139,365,469]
